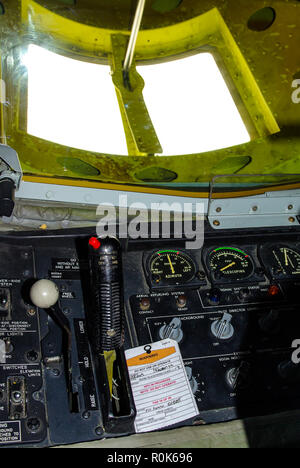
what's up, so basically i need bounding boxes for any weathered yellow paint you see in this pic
[20,2,278,138]
[0,60,6,145]
[0,0,299,190]
[21,0,120,57]
[110,34,162,156]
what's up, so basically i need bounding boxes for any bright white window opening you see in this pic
[25,44,128,155]
[25,45,250,156]
[137,53,250,155]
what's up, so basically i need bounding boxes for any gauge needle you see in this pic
[287,254,295,268]
[220,262,236,272]
[284,248,288,266]
[167,254,175,274]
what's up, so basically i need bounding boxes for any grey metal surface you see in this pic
[208,190,300,229]
[53,410,300,448]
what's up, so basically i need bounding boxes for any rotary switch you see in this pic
[226,362,250,390]
[159,317,183,343]
[185,366,198,394]
[211,313,234,340]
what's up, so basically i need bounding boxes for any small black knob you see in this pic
[278,360,300,380]
[239,288,250,302]
[259,310,280,335]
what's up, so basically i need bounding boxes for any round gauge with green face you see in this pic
[266,245,300,278]
[148,250,196,286]
[208,247,254,281]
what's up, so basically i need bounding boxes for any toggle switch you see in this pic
[238,288,250,302]
[0,288,11,321]
[259,310,280,335]
[140,297,150,311]
[176,295,187,308]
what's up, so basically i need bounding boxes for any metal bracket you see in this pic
[0,144,23,217]
[208,190,300,229]
[0,144,22,189]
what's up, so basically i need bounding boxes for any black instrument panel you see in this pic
[0,224,300,447]
[143,249,203,289]
[143,242,300,287]
[260,243,300,280]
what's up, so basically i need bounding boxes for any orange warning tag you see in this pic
[125,339,199,433]
[126,346,176,367]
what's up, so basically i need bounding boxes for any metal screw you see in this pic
[252,206,258,212]
[288,205,294,210]
[289,217,296,223]
[32,391,43,402]
[213,220,220,227]
[216,207,222,213]
[26,418,41,433]
[82,411,90,420]
[197,271,206,281]
[26,350,39,362]
[95,427,103,436]
[51,369,60,377]
[27,308,36,317]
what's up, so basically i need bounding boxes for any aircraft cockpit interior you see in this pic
[0,0,300,450]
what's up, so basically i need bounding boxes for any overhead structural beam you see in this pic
[111,34,162,156]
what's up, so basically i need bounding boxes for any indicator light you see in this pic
[268,285,280,296]
[208,288,221,305]
[89,237,101,250]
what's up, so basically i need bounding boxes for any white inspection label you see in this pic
[125,339,199,433]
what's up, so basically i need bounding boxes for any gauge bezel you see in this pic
[203,245,258,283]
[144,249,200,289]
[259,243,300,280]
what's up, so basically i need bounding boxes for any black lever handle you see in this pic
[88,236,124,353]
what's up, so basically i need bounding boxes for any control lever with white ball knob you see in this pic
[30,279,75,412]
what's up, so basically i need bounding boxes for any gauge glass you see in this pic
[268,246,300,277]
[149,250,196,285]
[208,247,254,281]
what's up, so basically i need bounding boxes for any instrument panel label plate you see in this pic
[0,421,21,444]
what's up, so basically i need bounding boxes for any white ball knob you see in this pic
[30,280,60,309]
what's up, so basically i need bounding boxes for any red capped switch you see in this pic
[89,237,101,250]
